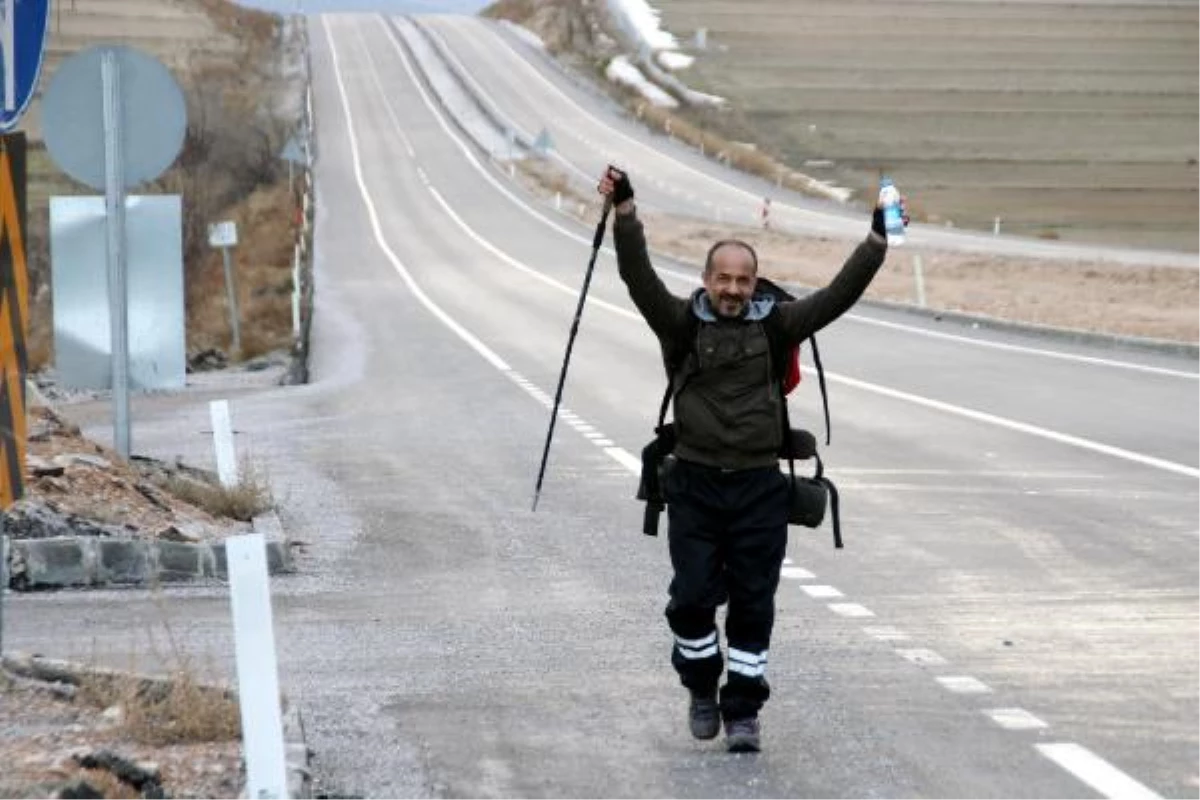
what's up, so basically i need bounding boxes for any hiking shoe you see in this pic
[688,693,720,740]
[725,717,761,753]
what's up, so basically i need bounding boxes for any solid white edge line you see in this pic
[420,18,600,189]
[826,372,1200,479]
[323,17,510,374]
[842,314,1197,379]
[1036,743,1163,800]
[377,16,610,254]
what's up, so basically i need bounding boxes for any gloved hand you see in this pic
[598,166,634,206]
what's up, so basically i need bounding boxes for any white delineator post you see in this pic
[291,244,301,342]
[0,534,8,656]
[227,533,288,800]
[209,399,238,488]
[913,254,927,308]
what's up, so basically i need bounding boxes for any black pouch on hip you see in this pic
[637,423,677,537]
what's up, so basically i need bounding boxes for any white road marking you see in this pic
[936,675,992,694]
[863,626,910,641]
[828,603,875,618]
[331,24,1174,800]
[605,446,642,473]
[800,584,844,599]
[323,17,510,374]
[593,439,615,447]
[896,648,949,667]
[985,708,1049,730]
[827,373,1200,479]
[1036,743,1163,800]
[782,557,794,565]
[843,315,1198,379]
[833,468,1107,479]
[780,566,814,580]
[376,17,622,257]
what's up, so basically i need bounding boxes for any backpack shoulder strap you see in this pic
[762,306,832,446]
[656,311,700,429]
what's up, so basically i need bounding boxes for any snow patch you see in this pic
[607,0,680,51]
[606,55,679,108]
[499,19,546,50]
[656,50,694,71]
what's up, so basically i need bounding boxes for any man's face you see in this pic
[704,243,757,319]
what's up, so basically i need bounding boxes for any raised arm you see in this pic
[599,167,689,342]
[774,233,887,343]
[774,200,906,342]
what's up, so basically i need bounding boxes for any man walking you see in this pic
[598,167,900,752]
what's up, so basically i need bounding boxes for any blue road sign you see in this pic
[0,0,50,131]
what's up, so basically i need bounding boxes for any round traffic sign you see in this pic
[41,45,187,191]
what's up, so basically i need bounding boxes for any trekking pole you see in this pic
[532,195,614,511]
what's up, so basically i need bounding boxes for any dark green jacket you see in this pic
[614,209,887,469]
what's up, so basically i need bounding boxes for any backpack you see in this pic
[636,277,843,548]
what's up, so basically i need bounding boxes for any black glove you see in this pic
[871,206,887,239]
[610,169,635,205]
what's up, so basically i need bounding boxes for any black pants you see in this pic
[662,457,790,721]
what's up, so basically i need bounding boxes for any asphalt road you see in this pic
[6,11,1197,799]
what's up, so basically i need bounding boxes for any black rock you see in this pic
[56,779,104,799]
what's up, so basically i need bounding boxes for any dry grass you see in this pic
[79,670,241,747]
[185,181,298,360]
[157,462,273,522]
[194,0,279,48]
[74,591,242,747]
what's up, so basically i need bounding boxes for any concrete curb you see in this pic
[5,511,294,592]
[1,652,313,799]
[410,16,534,155]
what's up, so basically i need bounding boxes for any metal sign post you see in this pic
[101,51,131,458]
[208,221,240,356]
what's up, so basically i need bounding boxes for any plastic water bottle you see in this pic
[879,177,906,245]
